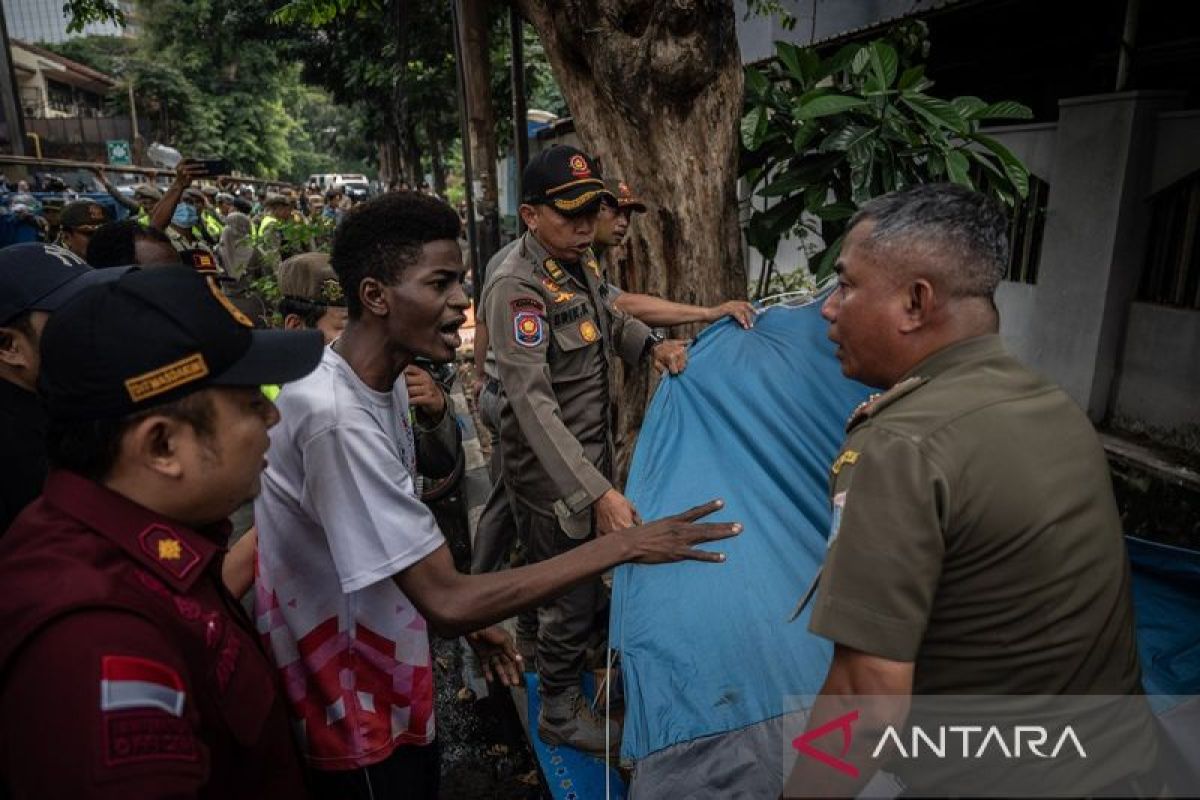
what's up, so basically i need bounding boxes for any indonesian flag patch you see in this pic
[100,655,186,717]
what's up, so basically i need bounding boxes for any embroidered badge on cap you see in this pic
[513,311,545,348]
[569,154,590,177]
[190,251,218,274]
[138,524,201,580]
[100,655,186,717]
[580,319,599,343]
[125,353,210,403]
[320,278,345,304]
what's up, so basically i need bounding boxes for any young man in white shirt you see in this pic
[254,191,740,798]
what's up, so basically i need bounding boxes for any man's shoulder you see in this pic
[867,351,1060,441]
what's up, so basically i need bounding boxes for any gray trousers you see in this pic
[513,501,602,695]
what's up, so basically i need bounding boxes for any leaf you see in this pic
[973,100,1034,121]
[969,134,1030,198]
[775,42,806,86]
[897,65,927,92]
[950,96,986,120]
[795,94,870,120]
[820,124,876,153]
[741,106,766,150]
[901,94,967,133]
[812,234,846,282]
[814,202,857,221]
[868,41,898,89]
[944,149,972,187]
[745,67,769,99]
[758,153,843,197]
[851,46,871,75]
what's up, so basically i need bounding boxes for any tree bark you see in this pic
[460,0,500,264]
[512,0,746,481]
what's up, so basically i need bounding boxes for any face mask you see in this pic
[172,204,198,227]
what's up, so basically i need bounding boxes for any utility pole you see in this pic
[510,7,529,235]
[0,1,26,156]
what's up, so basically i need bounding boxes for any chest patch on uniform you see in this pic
[828,491,847,545]
[831,450,859,475]
[138,524,201,580]
[552,290,576,304]
[541,277,561,293]
[513,311,545,347]
[580,319,600,343]
[586,257,601,277]
[100,655,187,717]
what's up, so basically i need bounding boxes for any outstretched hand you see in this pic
[465,626,523,687]
[619,499,741,564]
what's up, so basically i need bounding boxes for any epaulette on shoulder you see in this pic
[845,375,928,432]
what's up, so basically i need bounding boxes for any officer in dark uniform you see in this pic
[480,145,686,754]
[0,266,324,798]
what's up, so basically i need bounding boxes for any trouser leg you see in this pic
[516,503,598,695]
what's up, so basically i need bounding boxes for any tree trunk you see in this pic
[460,0,500,264]
[512,0,746,481]
[429,132,447,196]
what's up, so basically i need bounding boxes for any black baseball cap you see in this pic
[522,145,605,217]
[60,200,110,232]
[602,178,648,213]
[0,243,126,325]
[39,266,324,422]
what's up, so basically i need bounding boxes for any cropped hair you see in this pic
[46,391,216,481]
[849,183,1010,298]
[86,220,175,268]
[329,191,462,318]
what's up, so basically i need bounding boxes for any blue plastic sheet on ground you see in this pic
[524,672,627,800]
[611,298,872,761]
[1127,537,1200,700]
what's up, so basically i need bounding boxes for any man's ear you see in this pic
[518,204,539,232]
[899,277,936,334]
[0,326,31,369]
[282,314,304,331]
[122,415,186,480]
[358,277,389,318]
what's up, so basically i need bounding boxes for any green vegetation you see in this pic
[741,23,1032,286]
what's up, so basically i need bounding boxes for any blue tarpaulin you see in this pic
[612,297,872,761]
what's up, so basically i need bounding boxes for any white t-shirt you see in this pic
[254,345,444,770]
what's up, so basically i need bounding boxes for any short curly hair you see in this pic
[330,191,462,318]
[86,220,175,269]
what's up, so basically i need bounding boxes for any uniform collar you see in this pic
[520,232,602,292]
[900,334,1006,383]
[43,470,223,592]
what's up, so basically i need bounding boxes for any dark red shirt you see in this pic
[0,471,309,799]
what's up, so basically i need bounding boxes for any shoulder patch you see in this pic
[831,450,859,476]
[103,712,198,767]
[513,311,545,348]
[138,525,201,580]
[845,376,928,431]
[100,655,186,717]
[510,296,546,315]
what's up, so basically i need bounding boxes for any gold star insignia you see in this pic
[157,538,183,560]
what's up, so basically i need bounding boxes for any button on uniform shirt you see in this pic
[809,335,1157,794]
[254,346,444,771]
[0,379,47,534]
[480,232,652,534]
[0,471,308,799]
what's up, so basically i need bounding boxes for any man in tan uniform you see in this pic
[783,184,1160,797]
[481,145,685,754]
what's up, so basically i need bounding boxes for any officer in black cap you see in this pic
[479,145,686,754]
[0,243,128,533]
[0,265,323,797]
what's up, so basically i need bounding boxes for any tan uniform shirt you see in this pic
[481,233,651,534]
[809,335,1156,791]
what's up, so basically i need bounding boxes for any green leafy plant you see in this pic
[741,26,1033,285]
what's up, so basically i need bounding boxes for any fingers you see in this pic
[679,521,742,544]
[681,548,730,563]
[672,498,725,523]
